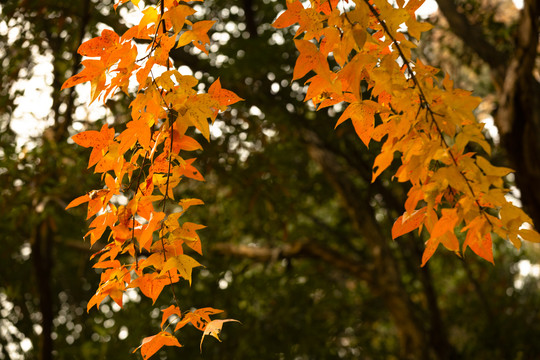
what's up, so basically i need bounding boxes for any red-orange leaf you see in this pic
[462,217,494,264]
[174,135,202,152]
[161,305,182,329]
[464,232,494,264]
[77,29,119,57]
[209,78,243,109]
[421,237,440,267]
[61,59,106,90]
[65,194,91,209]
[71,123,114,149]
[134,332,182,360]
[130,273,171,304]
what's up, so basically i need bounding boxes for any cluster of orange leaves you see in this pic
[62,0,240,358]
[273,0,540,265]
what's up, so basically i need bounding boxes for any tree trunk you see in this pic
[32,220,54,360]
[303,130,454,359]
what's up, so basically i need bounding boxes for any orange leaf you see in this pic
[336,101,379,146]
[174,135,202,152]
[181,158,205,181]
[272,0,303,29]
[392,207,427,240]
[134,332,182,359]
[139,211,166,250]
[208,78,243,108]
[292,39,329,80]
[461,217,494,264]
[161,305,182,329]
[430,208,459,238]
[61,59,106,90]
[160,254,202,285]
[177,20,216,54]
[72,123,114,149]
[421,237,440,267]
[65,194,91,209]
[130,273,170,304]
[77,29,119,57]
[464,233,494,264]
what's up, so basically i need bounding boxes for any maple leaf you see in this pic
[160,254,203,285]
[200,319,241,352]
[164,5,196,34]
[461,216,494,264]
[130,273,171,304]
[161,305,182,329]
[71,123,115,168]
[176,20,216,54]
[272,0,304,29]
[292,39,330,80]
[172,134,203,153]
[335,101,381,147]
[392,208,427,240]
[139,211,166,250]
[61,59,106,91]
[133,332,182,359]
[430,208,459,239]
[180,158,205,181]
[77,29,119,58]
[208,78,243,110]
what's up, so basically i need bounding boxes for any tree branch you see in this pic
[435,0,508,82]
[212,241,372,281]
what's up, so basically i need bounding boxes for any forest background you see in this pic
[0,0,539,359]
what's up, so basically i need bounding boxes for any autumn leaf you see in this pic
[292,39,329,80]
[160,254,203,285]
[209,78,243,109]
[130,273,171,304]
[61,59,106,90]
[180,158,205,181]
[71,123,115,168]
[200,319,241,352]
[77,29,119,58]
[272,0,304,29]
[392,208,427,240]
[461,217,494,264]
[430,208,459,239]
[133,332,182,359]
[173,135,202,153]
[161,305,182,329]
[176,20,216,54]
[335,101,380,146]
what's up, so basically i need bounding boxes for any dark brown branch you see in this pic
[435,0,508,82]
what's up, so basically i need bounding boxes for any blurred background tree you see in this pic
[0,0,538,359]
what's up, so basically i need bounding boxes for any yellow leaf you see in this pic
[160,254,203,285]
[519,228,540,243]
[200,319,241,352]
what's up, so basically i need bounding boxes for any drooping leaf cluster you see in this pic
[62,0,240,357]
[273,0,540,265]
